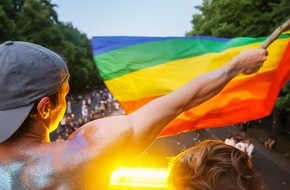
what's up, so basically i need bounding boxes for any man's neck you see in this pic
[2,119,50,145]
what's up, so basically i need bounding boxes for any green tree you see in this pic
[187,0,290,38]
[11,0,25,11]
[15,0,61,46]
[39,0,59,23]
[56,23,102,95]
[0,0,17,41]
[0,0,103,95]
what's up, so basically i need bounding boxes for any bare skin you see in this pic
[0,49,267,189]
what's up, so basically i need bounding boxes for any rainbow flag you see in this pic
[91,33,290,136]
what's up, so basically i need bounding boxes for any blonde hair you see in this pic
[167,140,262,190]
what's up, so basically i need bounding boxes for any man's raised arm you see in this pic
[128,49,267,148]
[77,48,267,166]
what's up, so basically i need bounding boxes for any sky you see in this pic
[51,0,203,39]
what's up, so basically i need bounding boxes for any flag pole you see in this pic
[260,18,290,49]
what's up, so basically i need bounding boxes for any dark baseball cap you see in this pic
[0,41,69,142]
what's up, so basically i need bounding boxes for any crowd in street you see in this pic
[224,121,280,159]
[224,130,255,159]
[55,88,123,141]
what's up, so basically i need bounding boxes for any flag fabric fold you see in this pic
[91,33,290,136]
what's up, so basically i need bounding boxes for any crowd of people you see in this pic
[224,120,280,160]
[224,125,255,159]
[55,88,123,141]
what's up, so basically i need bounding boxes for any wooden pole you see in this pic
[260,18,290,49]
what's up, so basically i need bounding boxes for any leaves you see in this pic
[187,0,290,37]
[0,0,103,96]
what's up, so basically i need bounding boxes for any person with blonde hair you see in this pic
[168,140,262,190]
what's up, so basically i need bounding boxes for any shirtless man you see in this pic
[0,41,267,189]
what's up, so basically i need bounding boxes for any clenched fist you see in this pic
[231,49,268,75]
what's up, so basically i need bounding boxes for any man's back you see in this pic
[0,138,111,190]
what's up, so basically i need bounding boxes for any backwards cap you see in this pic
[0,41,69,142]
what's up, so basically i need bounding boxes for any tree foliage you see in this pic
[0,0,102,96]
[276,85,290,111]
[187,0,290,38]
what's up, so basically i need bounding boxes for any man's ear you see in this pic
[37,97,51,119]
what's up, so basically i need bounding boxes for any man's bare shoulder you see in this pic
[0,140,96,189]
